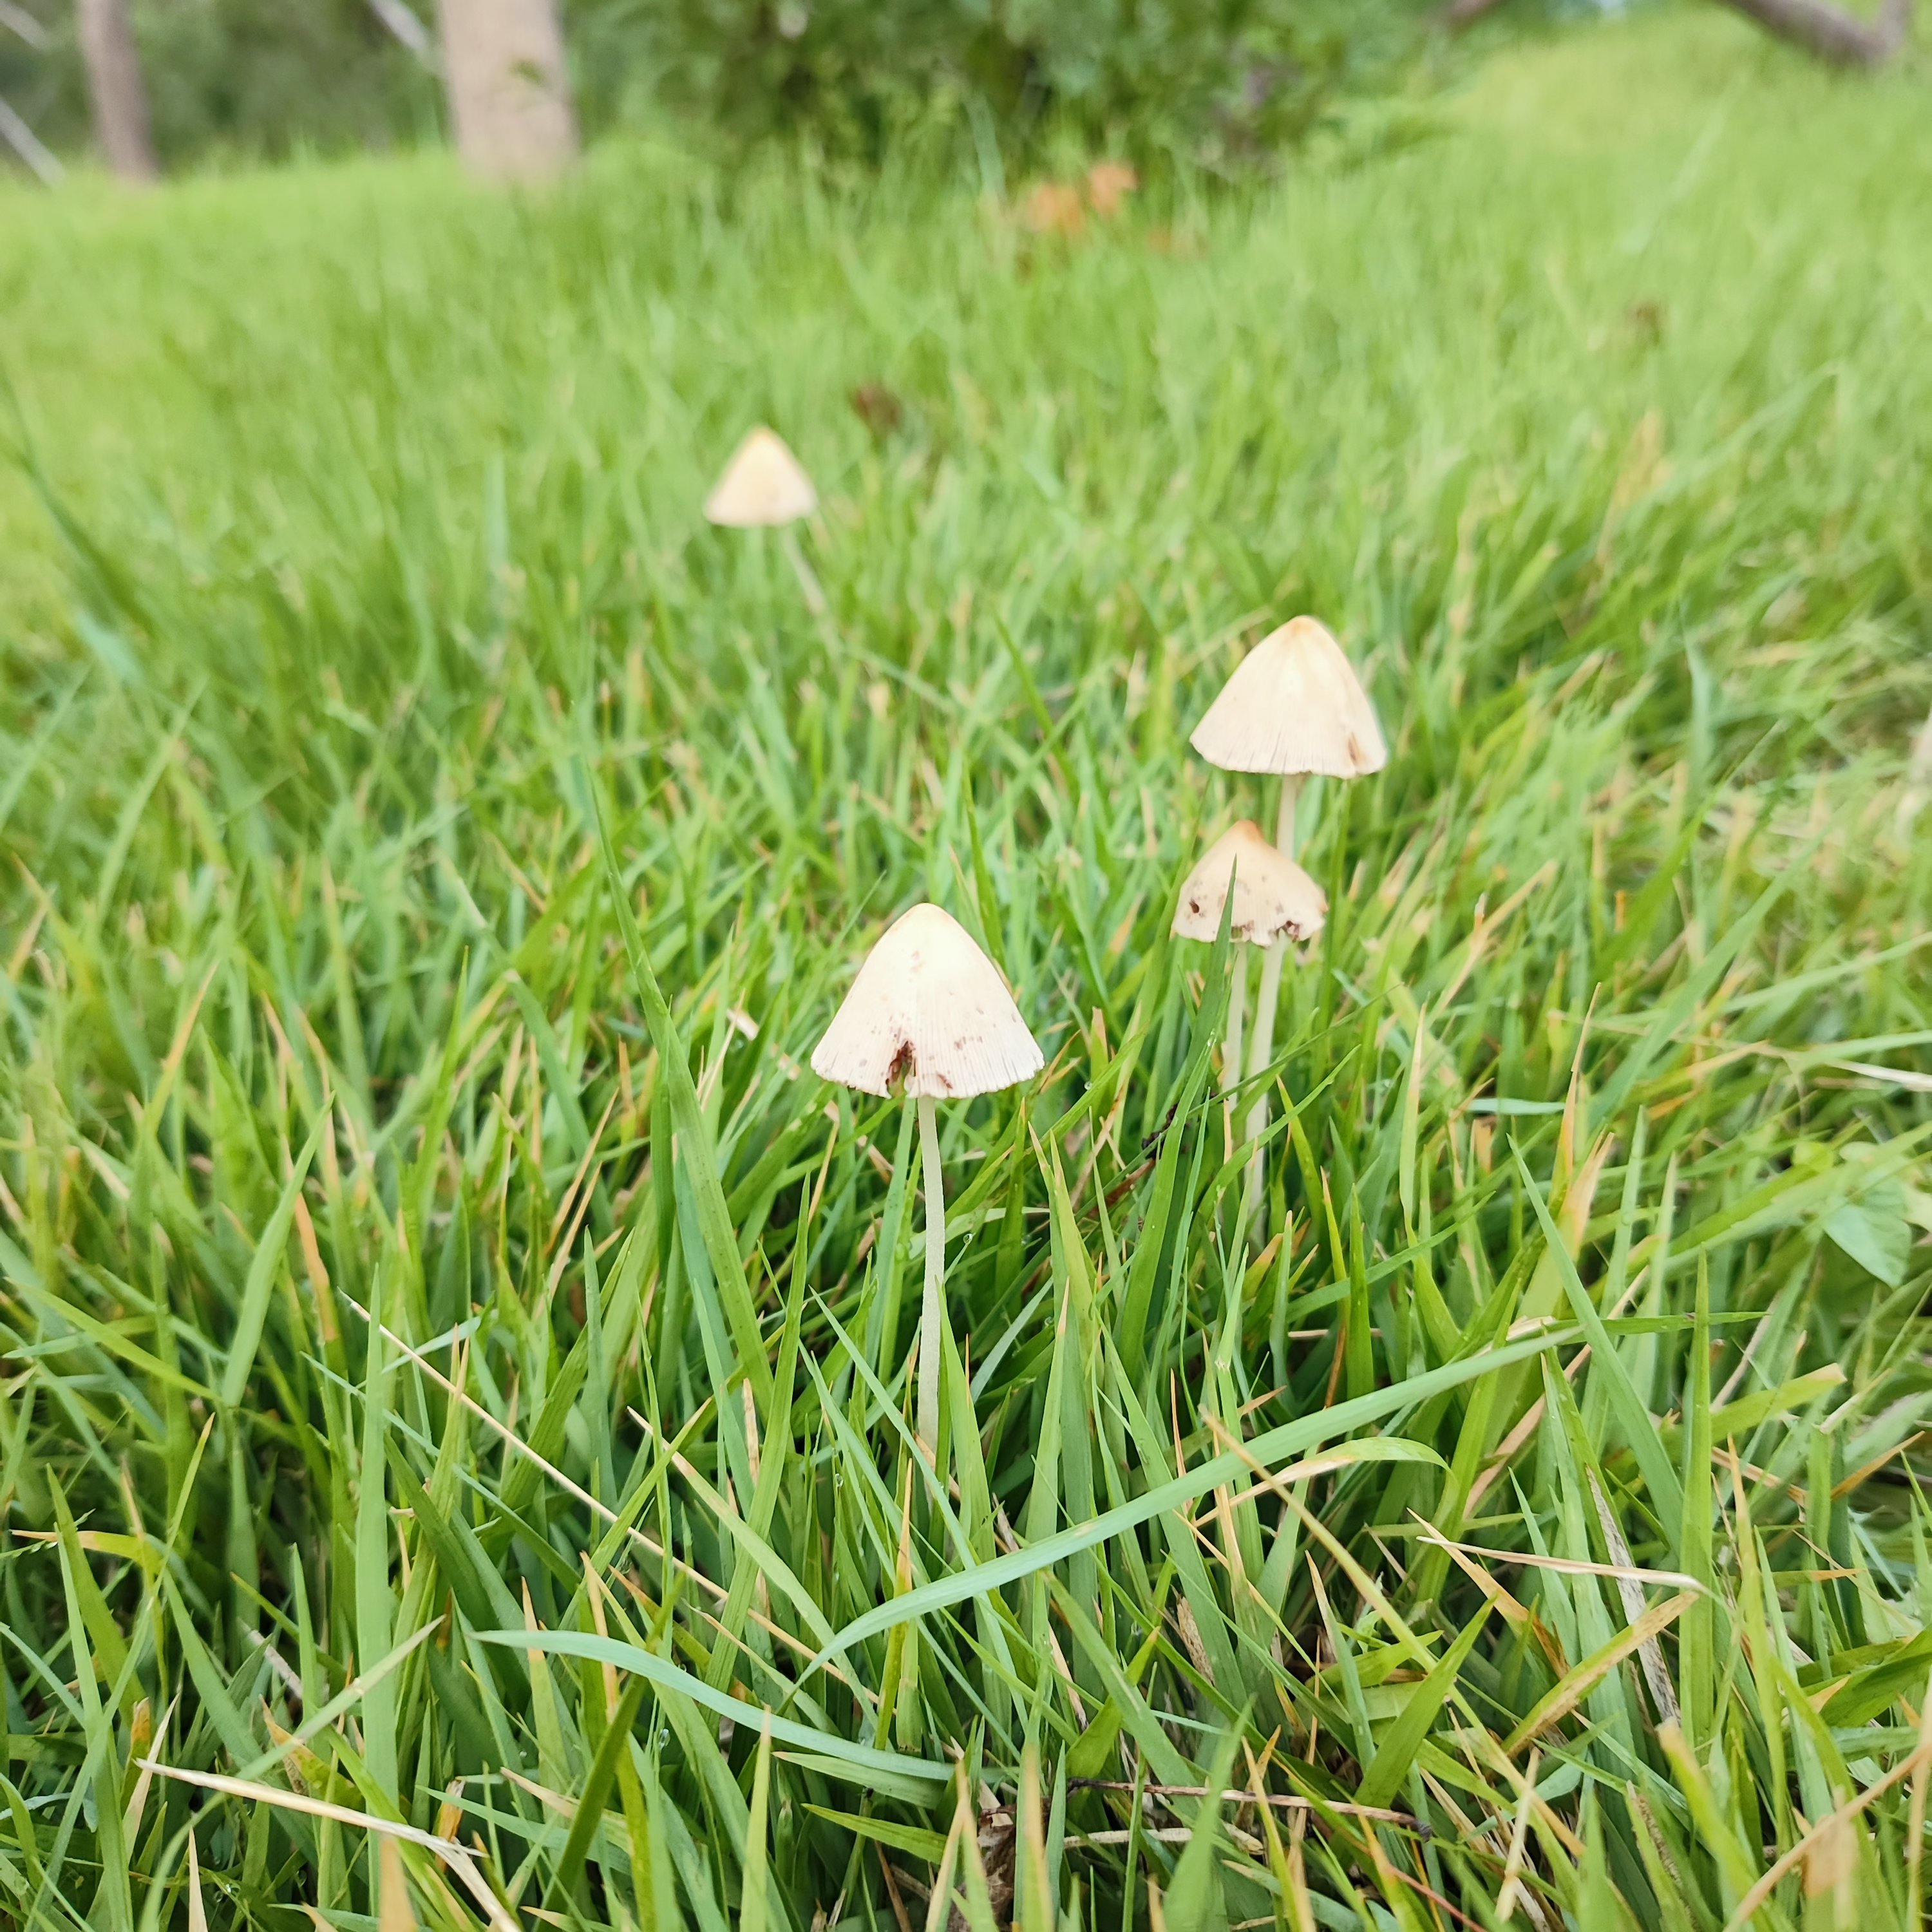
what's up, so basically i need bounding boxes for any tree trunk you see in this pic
[435,0,578,181]
[1712,0,1913,64]
[75,0,158,180]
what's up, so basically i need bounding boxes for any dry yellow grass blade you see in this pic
[1414,1526,1706,1596]
[186,1830,209,1932]
[1502,1593,1698,1755]
[1492,1748,1539,1924]
[138,1761,522,1932]
[1721,1690,1932,1931]
[379,1835,419,1932]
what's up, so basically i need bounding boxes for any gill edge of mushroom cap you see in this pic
[1171,820,1328,947]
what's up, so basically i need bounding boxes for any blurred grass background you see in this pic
[3,7,1931,1930]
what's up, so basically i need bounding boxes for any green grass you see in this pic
[3,10,1931,1929]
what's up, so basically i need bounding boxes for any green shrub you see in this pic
[575,0,1430,168]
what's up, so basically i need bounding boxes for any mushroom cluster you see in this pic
[1180,616,1387,1219]
[701,424,1388,1460]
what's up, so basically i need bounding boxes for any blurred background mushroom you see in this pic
[704,424,827,616]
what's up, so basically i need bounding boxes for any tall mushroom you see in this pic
[1189,616,1385,1196]
[812,904,1042,1458]
[1171,821,1327,1146]
[705,425,826,614]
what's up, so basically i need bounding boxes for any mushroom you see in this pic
[704,426,818,528]
[1189,616,1384,1197]
[704,426,827,614]
[812,904,1042,1457]
[1171,821,1327,1140]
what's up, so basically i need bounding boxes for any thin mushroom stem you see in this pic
[916,1092,946,1461]
[782,522,848,665]
[779,524,828,618]
[1242,943,1284,1212]
[1276,772,1300,862]
[1222,942,1247,1158]
[1243,775,1303,1218]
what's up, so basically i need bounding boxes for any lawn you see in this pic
[2,10,1931,1929]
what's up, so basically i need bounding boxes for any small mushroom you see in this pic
[1189,614,1387,789]
[813,904,1041,1456]
[704,425,828,616]
[1172,820,1329,949]
[1190,616,1384,1206]
[703,426,818,528]
[1172,821,1327,1137]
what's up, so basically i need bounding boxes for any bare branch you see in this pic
[0,91,64,185]
[77,0,160,179]
[1711,0,1914,66]
[365,0,440,71]
[0,1,50,48]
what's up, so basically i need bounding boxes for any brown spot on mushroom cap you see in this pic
[1171,820,1328,945]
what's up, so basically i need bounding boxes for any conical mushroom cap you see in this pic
[1171,820,1327,945]
[704,427,818,528]
[1189,616,1387,778]
[811,904,1043,1100]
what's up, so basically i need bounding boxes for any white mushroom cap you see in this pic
[811,904,1043,1100]
[1189,616,1388,779]
[1171,820,1327,945]
[704,427,819,528]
